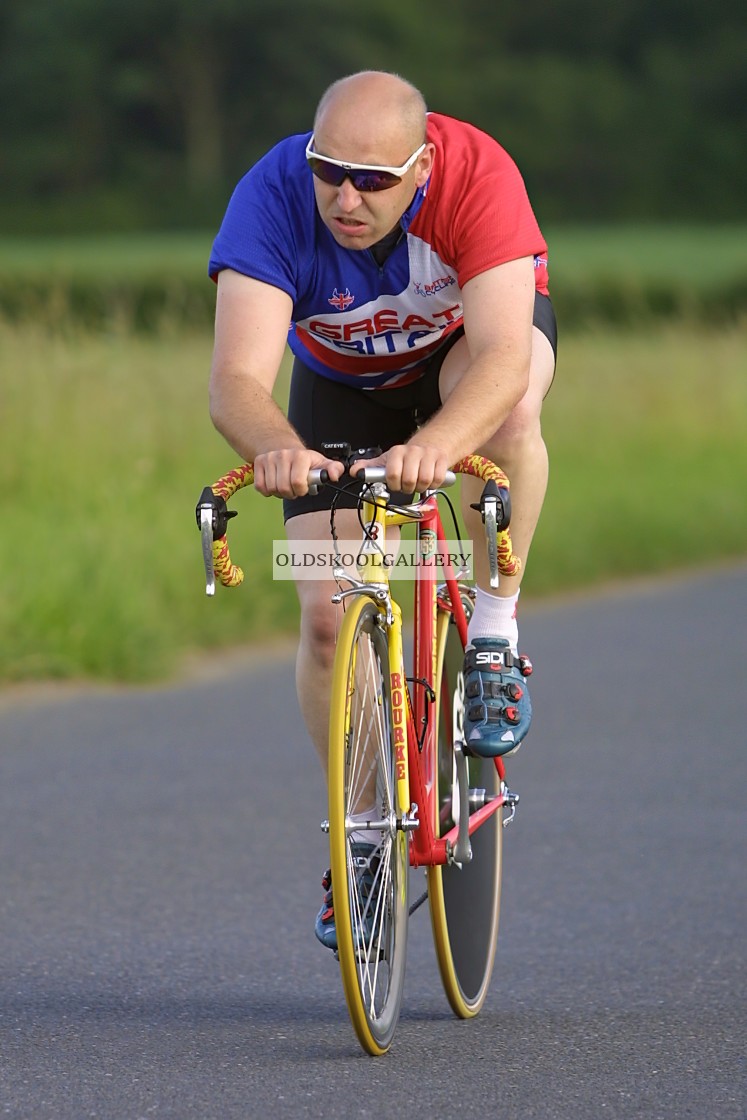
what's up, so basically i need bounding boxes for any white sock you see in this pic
[467,588,520,654]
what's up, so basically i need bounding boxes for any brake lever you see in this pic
[483,494,500,588]
[470,478,511,589]
[199,506,216,596]
[195,486,237,597]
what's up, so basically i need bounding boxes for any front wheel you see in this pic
[327,597,409,1055]
[427,591,503,1017]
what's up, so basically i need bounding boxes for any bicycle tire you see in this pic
[328,597,409,1055]
[427,591,503,1017]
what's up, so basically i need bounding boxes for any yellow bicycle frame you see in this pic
[353,484,415,823]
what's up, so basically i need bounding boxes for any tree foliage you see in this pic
[0,0,745,231]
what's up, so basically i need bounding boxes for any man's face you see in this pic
[310,126,433,251]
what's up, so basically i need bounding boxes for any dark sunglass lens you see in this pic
[350,171,401,192]
[308,157,401,192]
[308,158,346,186]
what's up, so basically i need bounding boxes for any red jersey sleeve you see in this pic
[412,114,549,295]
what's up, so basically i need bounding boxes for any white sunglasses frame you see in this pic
[304,136,427,183]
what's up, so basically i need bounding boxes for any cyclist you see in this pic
[208,70,557,947]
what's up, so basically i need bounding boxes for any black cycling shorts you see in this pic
[283,292,557,521]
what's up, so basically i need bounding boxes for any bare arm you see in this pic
[209,269,297,458]
[209,269,343,495]
[359,256,535,491]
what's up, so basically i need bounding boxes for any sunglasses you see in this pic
[305,136,426,192]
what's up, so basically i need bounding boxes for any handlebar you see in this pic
[308,464,456,493]
[196,455,518,596]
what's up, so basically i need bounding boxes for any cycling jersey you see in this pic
[209,113,549,390]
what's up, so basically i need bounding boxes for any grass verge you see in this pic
[1,225,745,332]
[1,320,745,684]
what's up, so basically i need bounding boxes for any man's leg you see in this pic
[285,506,365,771]
[288,506,395,950]
[439,326,556,754]
[440,326,555,617]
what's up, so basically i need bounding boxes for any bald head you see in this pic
[313,72,427,163]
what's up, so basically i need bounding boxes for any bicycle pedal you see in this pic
[356,945,385,963]
[502,786,520,827]
[332,938,385,962]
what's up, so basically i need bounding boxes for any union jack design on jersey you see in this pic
[210,114,549,390]
[328,287,355,310]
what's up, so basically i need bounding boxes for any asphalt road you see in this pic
[1,566,745,1119]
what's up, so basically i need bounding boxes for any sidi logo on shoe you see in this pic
[475,651,506,667]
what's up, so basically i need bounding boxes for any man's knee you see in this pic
[479,392,543,465]
[483,328,554,456]
[298,589,339,664]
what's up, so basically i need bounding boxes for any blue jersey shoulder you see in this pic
[209,133,318,300]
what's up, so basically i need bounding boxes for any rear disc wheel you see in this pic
[427,591,503,1017]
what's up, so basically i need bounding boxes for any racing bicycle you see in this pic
[195,447,524,1055]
